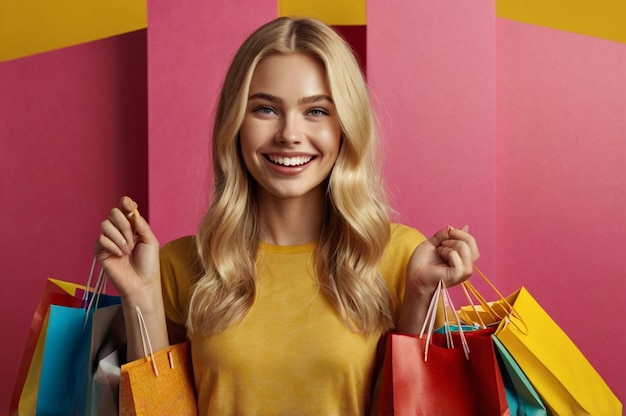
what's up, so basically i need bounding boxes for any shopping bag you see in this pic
[11,279,89,416]
[90,348,124,416]
[496,288,621,415]
[119,306,198,416]
[36,295,121,416]
[492,337,548,416]
[379,281,509,416]
[432,323,544,415]
[87,303,126,416]
[461,268,622,416]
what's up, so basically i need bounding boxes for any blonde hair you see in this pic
[187,17,392,335]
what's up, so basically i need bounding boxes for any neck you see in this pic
[257,188,325,246]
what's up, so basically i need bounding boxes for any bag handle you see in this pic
[462,265,528,335]
[460,283,487,328]
[419,280,469,362]
[83,257,109,306]
[82,258,108,330]
[136,306,160,376]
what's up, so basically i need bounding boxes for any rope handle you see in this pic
[82,257,107,330]
[442,281,470,358]
[462,265,528,335]
[136,306,159,376]
[419,280,469,362]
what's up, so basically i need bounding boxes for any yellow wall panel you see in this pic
[279,0,366,25]
[0,0,147,62]
[497,0,626,44]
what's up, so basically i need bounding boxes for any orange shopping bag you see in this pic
[119,307,198,416]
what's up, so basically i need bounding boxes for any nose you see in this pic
[275,114,302,145]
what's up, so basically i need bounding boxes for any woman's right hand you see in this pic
[95,196,170,360]
[94,196,160,299]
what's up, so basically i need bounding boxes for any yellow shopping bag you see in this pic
[495,287,621,415]
[459,268,622,416]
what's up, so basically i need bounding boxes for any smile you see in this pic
[266,155,313,167]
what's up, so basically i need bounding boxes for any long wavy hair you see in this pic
[187,17,392,335]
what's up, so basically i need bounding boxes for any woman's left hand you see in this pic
[407,225,479,295]
[397,225,479,333]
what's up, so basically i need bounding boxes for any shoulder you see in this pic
[160,235,201,285]
[159,235,200,325]
[161,235,197,259]
[160,235,201,270]
[381,224,426,275]
[388,223,427,251]
[381,224,427,317]
[382,223,426,267]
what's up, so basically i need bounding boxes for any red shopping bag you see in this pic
[378,281,509,416]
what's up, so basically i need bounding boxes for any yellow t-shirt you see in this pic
[160,223,425,415]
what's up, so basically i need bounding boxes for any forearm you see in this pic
[121,286,169,361]
[396,285,435,334]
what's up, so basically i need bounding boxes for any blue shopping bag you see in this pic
[36,293,120,416]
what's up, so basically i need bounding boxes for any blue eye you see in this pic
[308,108,329,117]
[254,105,277,115]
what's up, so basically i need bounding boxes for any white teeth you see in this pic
[268,155,312,166]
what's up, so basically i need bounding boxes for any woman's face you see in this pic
[239,53,341,203]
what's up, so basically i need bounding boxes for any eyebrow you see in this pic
[248,92,334,105]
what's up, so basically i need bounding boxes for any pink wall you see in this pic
[496,18,626,403]
[0,30,148,409]
[367,1,497,280]
[147,0,277,244]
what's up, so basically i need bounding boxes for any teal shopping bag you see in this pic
[492,337,548,416]
[36,294,121,416]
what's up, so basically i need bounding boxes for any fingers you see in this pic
[120,196,138,217]
[95,209,133,258]
[95,196,156,259]
[406,224,481,299]
[435,225,479,259]
[435,224,479,283]
[437,240,471,274]
[127,207,159,248]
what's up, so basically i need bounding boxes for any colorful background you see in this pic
[2,0,625,408]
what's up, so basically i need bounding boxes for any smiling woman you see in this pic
[93,16,479,415]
